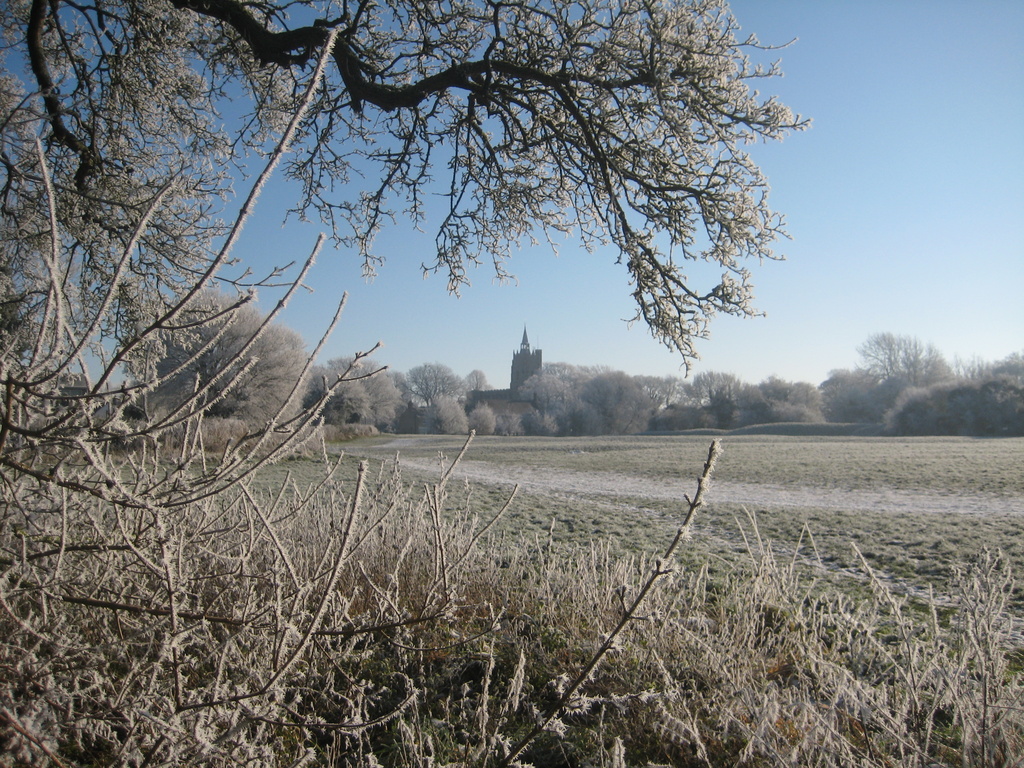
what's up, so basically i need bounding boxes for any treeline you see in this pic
[145,300,1023,437]
[821,333,1024,436]
[324,334,1024,437]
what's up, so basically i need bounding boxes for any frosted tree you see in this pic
[857,333,953,388]
[579,370,655,434]
[4,0,805,363]
[150,291,309,424]
[468,401,497,435]
[305,356,403,427]
[465,369,491,392]
[430,395,471,434]
[0,1,810,762]
[404,362,466,406]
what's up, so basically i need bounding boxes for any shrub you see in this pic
[497,412,526,436]
[887,376,1024,436]
[0,437,514,765]
[430,396,471,434]
[321,423,380,442]
[468,403,498,436]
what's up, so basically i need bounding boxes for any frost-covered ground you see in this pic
[351,434,1024,646]
[391,455,1023,518]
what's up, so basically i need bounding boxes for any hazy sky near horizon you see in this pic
[240,0,1024,389]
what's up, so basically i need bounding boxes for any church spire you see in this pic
[511,326,542,395]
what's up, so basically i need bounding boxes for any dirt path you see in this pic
[393,457,1023,517]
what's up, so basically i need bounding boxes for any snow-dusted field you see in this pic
[372,433,1023,517]
[353,434,1024,617]
[391,455,1022,518]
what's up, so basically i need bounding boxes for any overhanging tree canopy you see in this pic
[4,0,805,363]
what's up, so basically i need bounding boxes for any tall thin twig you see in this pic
[500,440,722,767]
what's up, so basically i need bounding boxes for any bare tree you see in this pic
[636,374,686,410]
[580,371,655,434]
[405,362,466,407]
[857,333,953,388]
[953,355,995,381]
[4,0,804,365]
[465,369,491,392]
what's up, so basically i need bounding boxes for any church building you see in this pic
[466,327,542,416]
[510,327,543,396]
[398,327,543,433]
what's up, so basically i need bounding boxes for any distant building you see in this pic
[396,401,426,434]
[510,327,543,396]
[395,328,543,433]
[466,327,542,418]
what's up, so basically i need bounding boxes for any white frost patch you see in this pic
[395,458,1023,517]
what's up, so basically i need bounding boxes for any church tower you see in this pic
[510,327,542,396]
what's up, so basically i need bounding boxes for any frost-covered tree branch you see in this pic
[6,0,806,363]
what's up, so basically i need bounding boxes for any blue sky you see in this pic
[239,1,1024,389]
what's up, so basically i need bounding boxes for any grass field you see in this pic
[355,433,1024,496]
[339,434,1024,616]
[10,430,1018,765]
